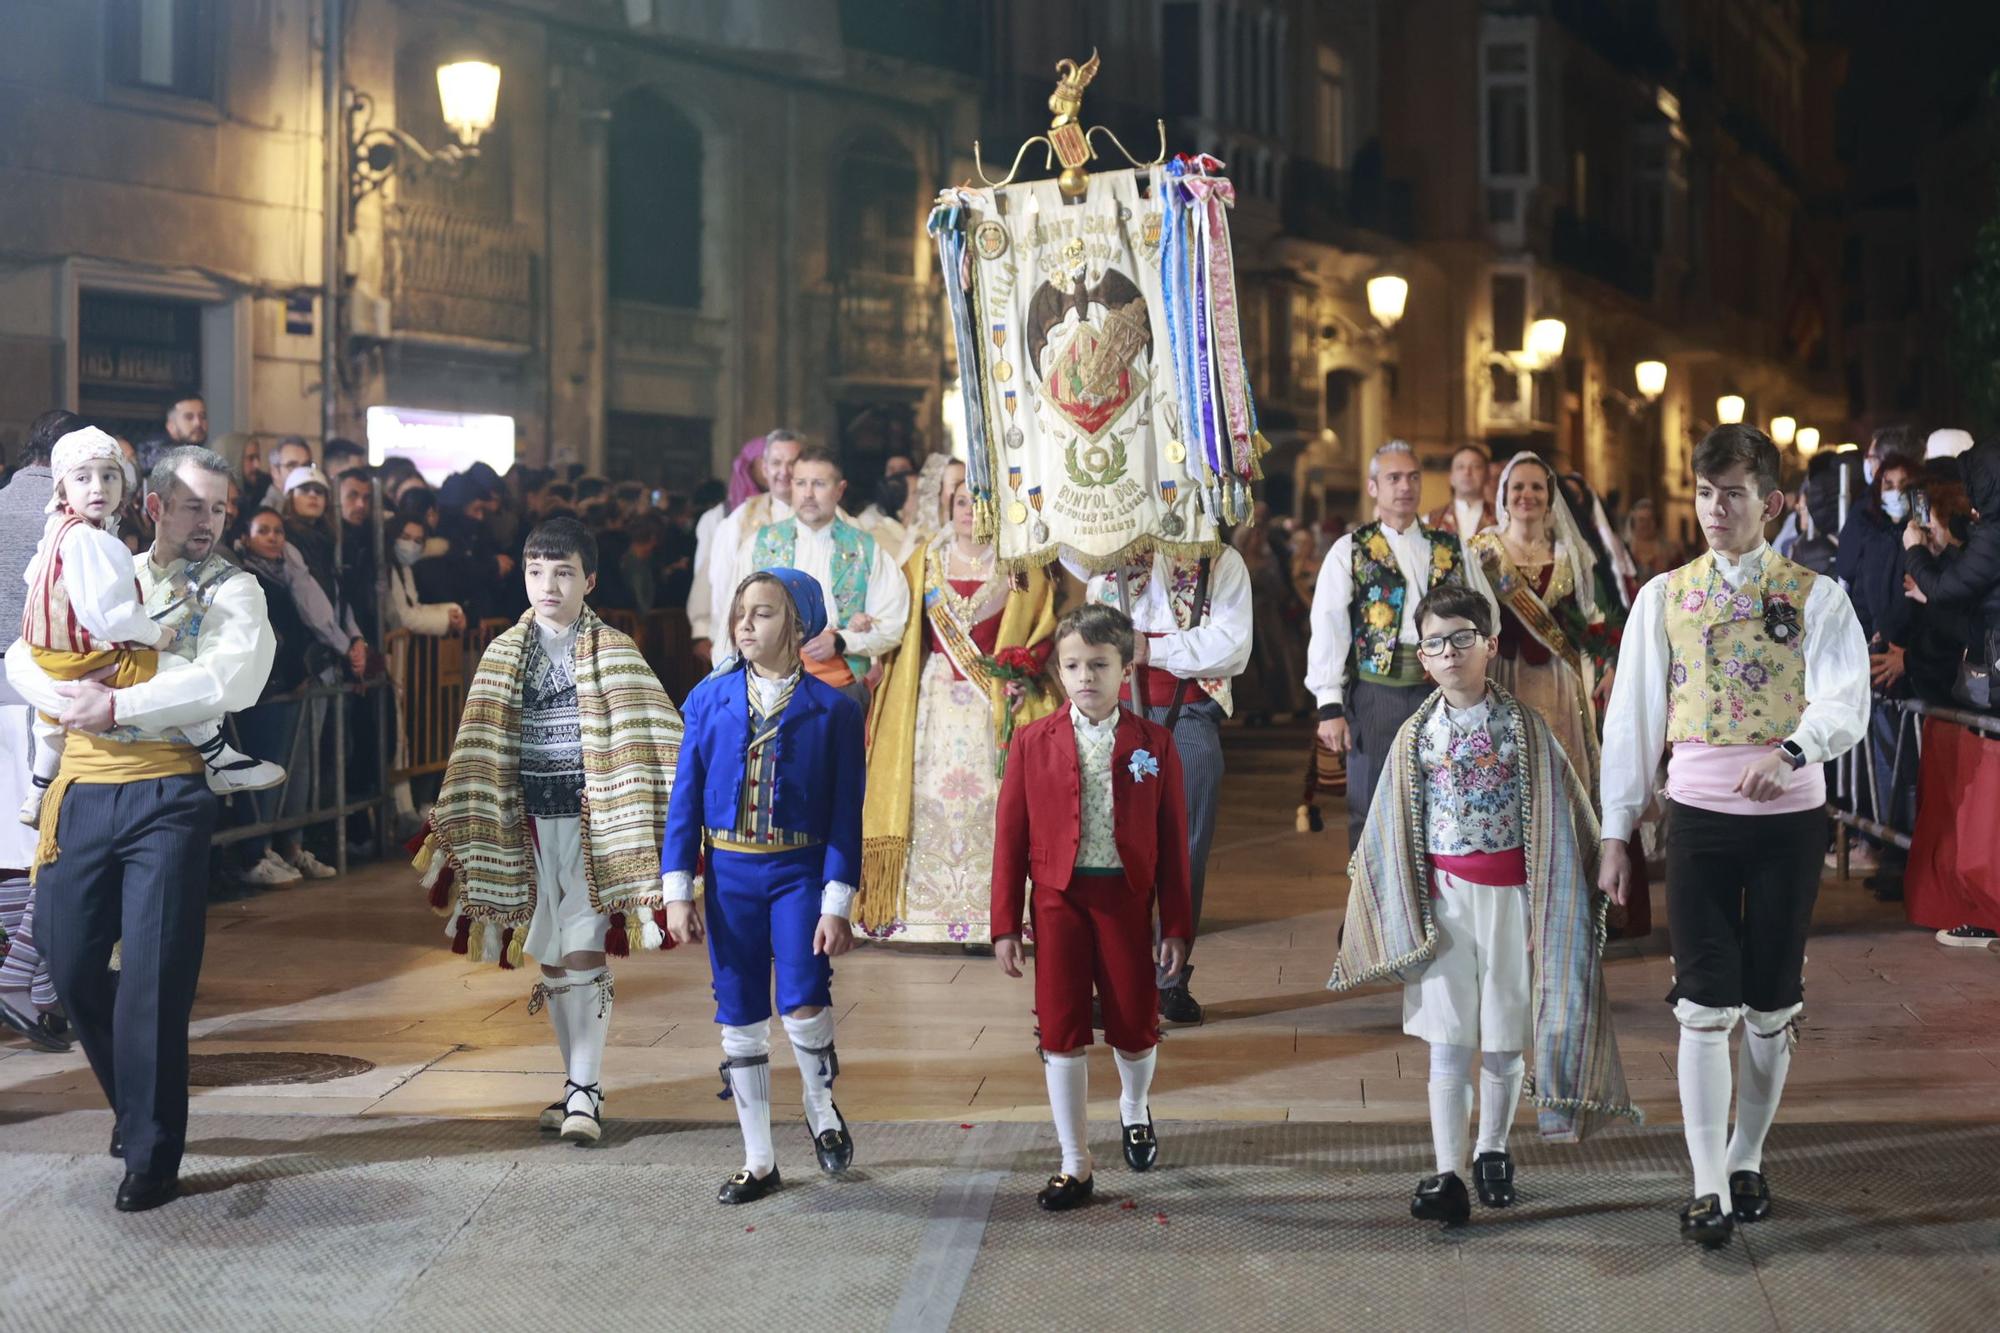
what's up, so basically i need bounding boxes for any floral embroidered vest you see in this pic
[751,517,876,676]
[1663,550,1814,745]
[1349,520,1464,681]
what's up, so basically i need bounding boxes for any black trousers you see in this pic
[1663,800,1823,1013]
[36,776,216,1178]
[1344,679,1431,851]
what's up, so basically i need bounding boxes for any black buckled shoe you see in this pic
[110,1126,122,1159]
[1036,1172,1095,1212]
[1729,1170,1771,1223]
[115,1172,180,1213]
[1122,1120,1158,1172]
[716,1165,781,1205]
[1410,1172,1472,1226]
[1680,1193,1736,1248]
[1473,1151,1516,1208]
[813,1105,854,1175]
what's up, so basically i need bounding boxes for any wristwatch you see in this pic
[1777,739,1808,770]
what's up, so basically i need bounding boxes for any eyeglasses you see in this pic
[1418,628,1483,657]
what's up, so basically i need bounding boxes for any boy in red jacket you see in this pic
[992,604,1193,1211]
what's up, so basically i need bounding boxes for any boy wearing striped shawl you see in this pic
[1331,584,1636,1227]
[415,518,682,1146]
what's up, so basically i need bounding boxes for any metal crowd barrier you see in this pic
[1826,693,2000,876]
[384,607,695,786]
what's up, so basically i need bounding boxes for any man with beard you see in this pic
[4,446,275,1211]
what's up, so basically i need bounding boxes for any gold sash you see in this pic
[857,544,1057,931]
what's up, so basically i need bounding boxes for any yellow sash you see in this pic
[34,730,204,879]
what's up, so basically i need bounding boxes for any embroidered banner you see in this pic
[954,168,1219,574]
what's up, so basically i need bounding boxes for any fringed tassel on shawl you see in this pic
[413,827,458,915]
[604,912,630,958]
[451,914,472,955]
[854,837,909,934]
[637,906,676,952]
[497,927,517,970]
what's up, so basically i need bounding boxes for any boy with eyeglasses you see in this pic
[1331,583,1635,1228]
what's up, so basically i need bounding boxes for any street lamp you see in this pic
[1716,394,1745,425]
[1526,315,1567,368]
[1769,415,1797,447]
[1634,359,1667,401]
[348,58,503,217]
[1795,427,1820,456]
[1365,274,1409,331]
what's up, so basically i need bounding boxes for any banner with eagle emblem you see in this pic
[932,159,1265,574]
[942,167,1216,573]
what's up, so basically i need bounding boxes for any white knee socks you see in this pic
[1113,1045,1157,1127]
[1726,1018,1795,1176]
[782,1010,841,1136]
[1043,1050,1091,1178]
[559,968,612,1111]
[720,1021,774,1175]
[1427,1043,1475,1177]
[1476,1051,1525,1156]
[1678,1024,1734,1208]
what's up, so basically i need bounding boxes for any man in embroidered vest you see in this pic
[1306,440,1467,850]
[1424,443,1500,538]
[690,430,802,663]
[735,445,909,711]
[1072,543,1251,1025]
[4,446,276,1213]
[1601,424,1868,1249]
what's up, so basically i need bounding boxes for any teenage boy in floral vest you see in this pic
[740,444,909,710]
[1601,425,1868,1248]
[991,604,1193,1212]
[1306,441,1466,849]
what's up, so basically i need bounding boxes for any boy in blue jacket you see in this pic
[661,567,865,1204]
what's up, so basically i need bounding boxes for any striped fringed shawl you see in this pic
[1327,684,1639,1141]
[415,607,683,962]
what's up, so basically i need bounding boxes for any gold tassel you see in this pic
[28,773,78,884]
[854,837,909,932]
[505,929,526,970]
[412,838,436,876]
[467,919,488,962]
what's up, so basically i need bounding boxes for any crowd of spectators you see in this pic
[0,395,1994,923]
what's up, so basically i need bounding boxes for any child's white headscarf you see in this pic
[46,427,137,516]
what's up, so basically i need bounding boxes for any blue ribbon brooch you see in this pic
[1128,749,1160,783]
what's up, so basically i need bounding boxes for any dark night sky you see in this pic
[1827,0,2000,198]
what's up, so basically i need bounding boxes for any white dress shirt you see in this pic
[684,502,727,641]
[692,495,792,646]
[1070,547,1255,683]
[1304,518,1453,709]
[716,516,911,668]
[1455,499,1489,540]
[1071,703,1123,869]
[6,550,275,736]
[1598,543,1870,843]
[659,668,858,920]
[35,520,167,648]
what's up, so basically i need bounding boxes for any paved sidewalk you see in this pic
[3,727,1996,1329]
[3,1109,1995,1331]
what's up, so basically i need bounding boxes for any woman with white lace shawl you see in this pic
[1461,452,1611,796]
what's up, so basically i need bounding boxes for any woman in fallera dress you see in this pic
[856,477,1057,946]
[1463,452,1614,796]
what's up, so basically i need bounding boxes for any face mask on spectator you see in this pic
[394,538,424,567]
[1880,489,1909,522]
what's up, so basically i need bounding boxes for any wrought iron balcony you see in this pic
[825,271,939,384]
